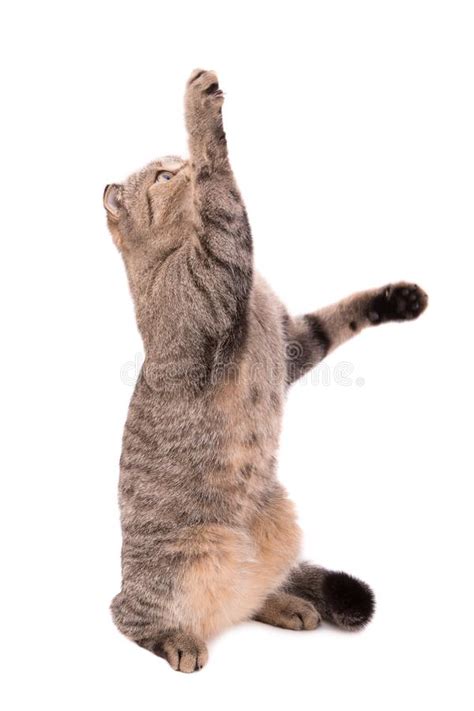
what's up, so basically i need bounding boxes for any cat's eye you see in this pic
[155,171,173,183]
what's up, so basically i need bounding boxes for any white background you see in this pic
[2,1,473,709]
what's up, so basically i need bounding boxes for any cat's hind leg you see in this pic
[111,592,208,673]
[253,591,321,631]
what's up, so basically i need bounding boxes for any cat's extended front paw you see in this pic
[368,282,428,324]
[185,69,225,138]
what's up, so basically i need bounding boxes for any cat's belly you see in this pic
[172,488,301,639]
[115,476,301,641]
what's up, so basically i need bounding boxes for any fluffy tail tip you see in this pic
[323,571,375,631]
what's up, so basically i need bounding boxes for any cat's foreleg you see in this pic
[184,68,251,257]
[185,68,230,176]
[182,70,253,368]
[286,282,428,383]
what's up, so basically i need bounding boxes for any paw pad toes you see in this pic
[161,633,208,673]
[371,282,428,323]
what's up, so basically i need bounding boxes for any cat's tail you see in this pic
[282,562,375,631]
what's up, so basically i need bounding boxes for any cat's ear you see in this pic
[103,184,122,221]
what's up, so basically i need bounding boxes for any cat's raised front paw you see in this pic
[187,68,223,97]
[368,282,428,324]
[185,69,224,138]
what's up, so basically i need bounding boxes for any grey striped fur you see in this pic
[103,70,428,672]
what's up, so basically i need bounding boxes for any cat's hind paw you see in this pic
[139,631,208,673]
[254,592,321,631]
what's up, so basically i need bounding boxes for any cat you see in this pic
[103,69,428,673]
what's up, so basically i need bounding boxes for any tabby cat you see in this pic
[104,70,428,673]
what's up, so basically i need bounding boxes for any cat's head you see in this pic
[103,156,191,262]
